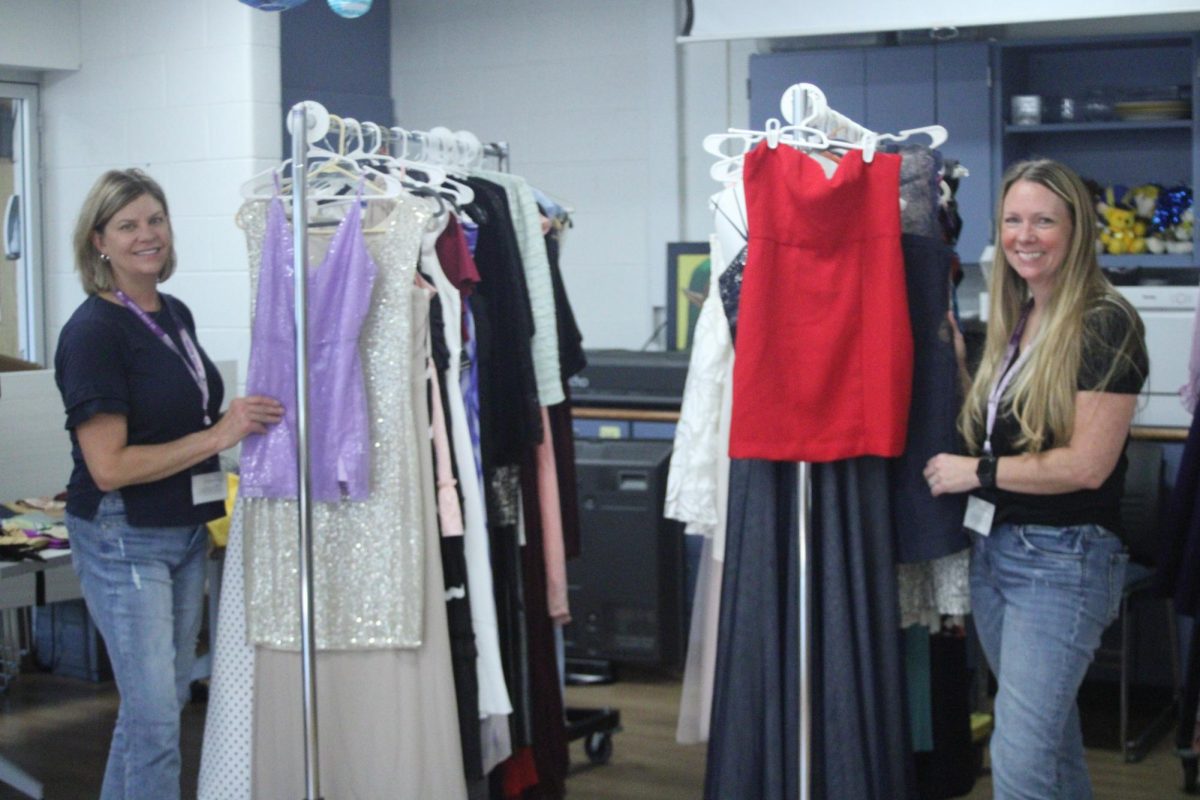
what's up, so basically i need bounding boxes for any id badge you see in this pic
[192,472,227,505]
[964,495,996,536]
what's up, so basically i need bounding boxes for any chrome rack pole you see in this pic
[798,461,812,800]
[289,100,323,800]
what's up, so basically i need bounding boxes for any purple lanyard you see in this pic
[114,290,211,425]
[983,300,1034,456]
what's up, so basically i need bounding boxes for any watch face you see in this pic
[977,457,997,488]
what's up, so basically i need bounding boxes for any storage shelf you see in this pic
[996,33,1199,273]
[1004,120,1192,134]
[1099,253,1196,269]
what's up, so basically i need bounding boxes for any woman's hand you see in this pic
[923,453,980,496]
[210,395,284,451]
[77,395,284,491]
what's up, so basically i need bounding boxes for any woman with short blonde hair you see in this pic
[55,168,282,800]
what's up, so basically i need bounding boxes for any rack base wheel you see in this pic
[585,732,613,765]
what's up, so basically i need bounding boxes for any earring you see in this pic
[99,253,109,261]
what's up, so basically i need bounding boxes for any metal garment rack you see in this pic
[797,462,812,800]
[783,85,842,800]
[386,126,510,173]
[779,84,942,800]
[287,100,322,800]
[284,100,510,800]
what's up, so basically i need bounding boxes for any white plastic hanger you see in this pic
[702,82,949,177]
[860,126,949,163]
[780,84,946,162]
[240,101,331,199]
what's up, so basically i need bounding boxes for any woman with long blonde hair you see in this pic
[924,159,1148,799]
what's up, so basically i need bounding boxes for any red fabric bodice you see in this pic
[729,144,912,462]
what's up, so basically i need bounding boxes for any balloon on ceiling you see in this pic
[239,0,311,10]
[327,0,372,18]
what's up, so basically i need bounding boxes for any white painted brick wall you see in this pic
[38,0,281,389]
[24,0,746,365]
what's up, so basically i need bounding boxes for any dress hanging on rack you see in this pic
[705,124,913,800]
[728,144,912,463]
[669,232,734,745]
[242,194,426,651]
[420,205,516,774]
[238,190,377,503]
[200,191,467,800]
[459,173,573,796]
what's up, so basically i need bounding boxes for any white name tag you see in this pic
[192,472,227,506]
[964,495,996,536]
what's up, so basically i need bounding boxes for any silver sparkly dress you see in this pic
[202,195,466,799]
[241,195,427,649]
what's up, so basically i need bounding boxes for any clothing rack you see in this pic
[779,85,863,800]
[779,83,871,145]
[282,99,513,800]
[385,125,510,173]
[705,82,938,800]
[287,99,323,800]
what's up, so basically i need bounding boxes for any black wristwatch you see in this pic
[976,455,998,489]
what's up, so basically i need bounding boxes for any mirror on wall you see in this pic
[0,83,43,368]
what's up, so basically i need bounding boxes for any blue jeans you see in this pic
[67,492,208,800]
[971,522,1128,800]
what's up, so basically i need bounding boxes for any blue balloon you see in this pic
[327,0,371,18]
[239,0,310,10]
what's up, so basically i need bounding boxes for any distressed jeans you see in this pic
[67,492,207,800]
[971,522,1128,800]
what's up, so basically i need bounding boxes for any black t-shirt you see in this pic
[54,293,225,526]
[974,300,1148,538]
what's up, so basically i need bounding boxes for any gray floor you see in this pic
[0,668,1191,799]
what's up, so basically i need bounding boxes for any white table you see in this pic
[0,549,77,800]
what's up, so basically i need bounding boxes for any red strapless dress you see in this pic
[729,144,912,462]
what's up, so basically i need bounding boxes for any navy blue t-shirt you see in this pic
[54,293,225,526]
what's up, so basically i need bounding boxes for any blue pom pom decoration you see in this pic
[327,0,371,18]
[239,0,311,10]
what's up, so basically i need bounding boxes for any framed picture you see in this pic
[666,242,711,351]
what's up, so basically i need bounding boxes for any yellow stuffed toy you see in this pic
[1098,204,1147,254]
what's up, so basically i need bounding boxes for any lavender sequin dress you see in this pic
[239,193,377,502]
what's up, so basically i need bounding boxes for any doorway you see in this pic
[1,82,43,366]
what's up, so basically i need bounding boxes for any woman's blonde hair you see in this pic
[959,159,1145,453]
[72,168,176,295]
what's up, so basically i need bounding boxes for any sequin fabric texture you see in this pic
[239,195,377,502]
[239,195,435,649]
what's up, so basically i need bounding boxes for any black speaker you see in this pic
[565,439,685,668]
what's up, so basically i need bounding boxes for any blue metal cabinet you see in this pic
[864,45,936,132]
[936,42,993,264]
[749,48,867,129]
[993,33,1200,272]
[749,42,993,263]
